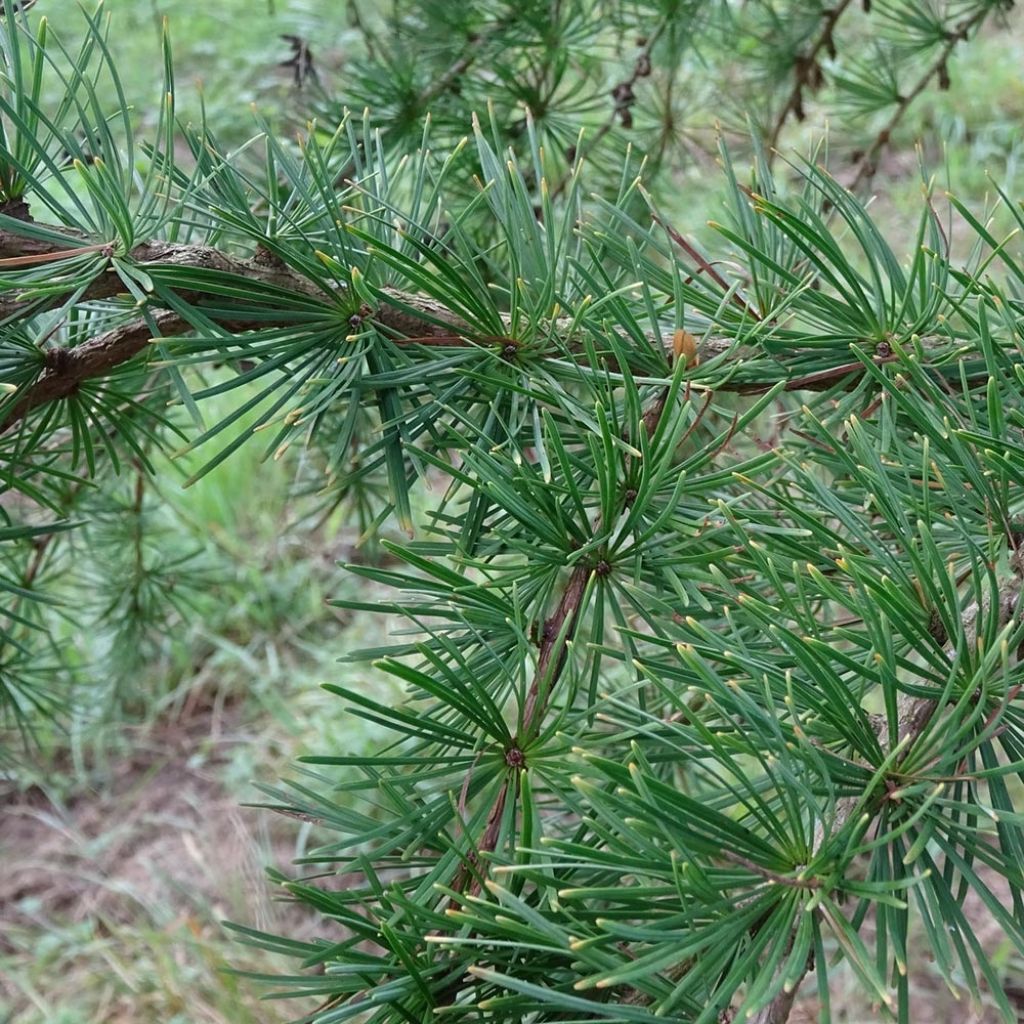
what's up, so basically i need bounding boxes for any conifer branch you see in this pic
[0,221,1007,432]
[0,310,188,431]
[453,378,675,900]
[0,229,1013,437]
[0,226,471,337]
[7,4,1024,1018]
[752,559,1024,1024]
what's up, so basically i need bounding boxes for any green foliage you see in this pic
[4,1,1024,1022]
[324,0,1019,195]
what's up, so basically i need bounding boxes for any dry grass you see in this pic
[0,717,319,1024]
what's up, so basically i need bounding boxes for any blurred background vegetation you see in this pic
[3,0,1024,1021]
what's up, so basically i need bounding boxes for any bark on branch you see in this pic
[2,311,189,428]
[0,223,1001,437]
[0,227,472,432]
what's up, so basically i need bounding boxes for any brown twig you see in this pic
[449,561,595,898]
[752,985,804,1024]
[1,311,189,431]
[655,214,763,321]
[738,351,896,394]
[0,238,318,321]
[451,368,678,903]
[768,0,856,157]
[450,777,510,898]
[550,23,665,200]
[0,241,115,267]
[847,7,990,192]
[0,225,480,334]
[0,224,476,432]
[521,563,592,734]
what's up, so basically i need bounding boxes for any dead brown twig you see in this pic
[768,0,856,156]
[847,7,990,192]
[549,23,666,200]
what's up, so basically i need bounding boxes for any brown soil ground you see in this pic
[0,713,319,1023]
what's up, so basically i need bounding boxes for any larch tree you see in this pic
[2,1,1024,1021]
